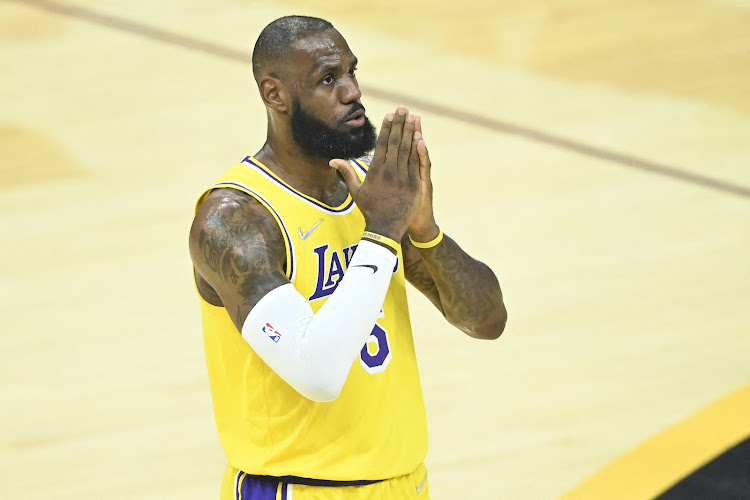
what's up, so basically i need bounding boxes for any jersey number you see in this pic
[359,324,392,374]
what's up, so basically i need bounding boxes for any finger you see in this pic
[408,126,420,181]
[398,113,417,178]
[371,113,394,169]
[329,159,363,196]
[386,106,408,166]
[414,115,428,180]
[416,136,431,182]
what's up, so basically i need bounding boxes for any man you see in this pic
[189,15,507,500]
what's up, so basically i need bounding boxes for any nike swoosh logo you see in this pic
[415,473,428,494]
[352,264,378,273]
[298,219,323,240]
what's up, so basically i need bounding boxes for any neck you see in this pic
[254,140,348,206]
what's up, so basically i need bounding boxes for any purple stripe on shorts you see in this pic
[240,476,279,500]
[280,483,288,500]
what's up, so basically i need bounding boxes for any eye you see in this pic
[322,75,334,84]
[349,67,357,77]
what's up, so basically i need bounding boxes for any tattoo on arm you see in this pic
[402,240,443,313]
[403,234,506,339]
[190,190,289,329]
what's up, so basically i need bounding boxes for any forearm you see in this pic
[242,240,396,402]
[411,232,507,339]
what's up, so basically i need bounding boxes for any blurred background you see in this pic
[1,0,748,498]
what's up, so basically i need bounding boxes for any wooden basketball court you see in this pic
[1,1,748,498]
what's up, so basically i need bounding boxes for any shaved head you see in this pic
[252,16,335,83]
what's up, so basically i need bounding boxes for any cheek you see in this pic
[301,90,347,126]
[310,88,341,111]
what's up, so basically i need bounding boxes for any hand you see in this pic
[407,116,440,243]
[330,106,421,241]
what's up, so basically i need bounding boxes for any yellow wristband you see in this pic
[362,231,401,253]
[409,229,444,249]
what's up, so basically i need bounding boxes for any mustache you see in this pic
[341,102,366,122]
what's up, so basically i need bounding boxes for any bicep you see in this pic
[189,189,289,331]
[401,236,444,314]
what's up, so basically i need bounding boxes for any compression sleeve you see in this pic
[241,240,397,402]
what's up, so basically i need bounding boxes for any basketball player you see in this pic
[189,16,507,500]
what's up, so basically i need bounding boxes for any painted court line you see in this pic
[12,0,750,200]
[558,384,750,500]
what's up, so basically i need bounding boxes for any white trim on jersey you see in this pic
[242,157,357,215]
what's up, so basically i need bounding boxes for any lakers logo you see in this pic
[308,243,399,301]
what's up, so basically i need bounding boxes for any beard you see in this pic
[290,98,377,160]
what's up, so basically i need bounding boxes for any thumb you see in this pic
[330,159,363,195]
[416,136,431,182]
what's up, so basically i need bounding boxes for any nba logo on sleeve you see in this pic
[262,323,281,343]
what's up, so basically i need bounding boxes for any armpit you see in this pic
[194,269,222,306]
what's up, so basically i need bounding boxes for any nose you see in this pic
[340,76,361,104]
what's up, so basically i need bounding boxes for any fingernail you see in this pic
[397,106,407,115]
[386,113,394,122]
[406,114,415,123]
[414,131,422,140]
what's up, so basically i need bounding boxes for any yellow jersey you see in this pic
[195,156,428,481]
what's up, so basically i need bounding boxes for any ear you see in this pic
[259,76,289,113]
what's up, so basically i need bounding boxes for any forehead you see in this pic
[289,30,355,73]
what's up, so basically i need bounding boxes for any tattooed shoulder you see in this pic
[189,188,288,314]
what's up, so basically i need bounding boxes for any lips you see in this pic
[345,109,365,127]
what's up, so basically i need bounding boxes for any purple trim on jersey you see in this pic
[352,158,369,176]
[242,157,355,214]
[239,475,278,500]
[214,180,296,282]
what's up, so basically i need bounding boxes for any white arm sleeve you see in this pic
[241,240,397,402]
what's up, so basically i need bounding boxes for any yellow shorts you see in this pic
[219,462,430,500]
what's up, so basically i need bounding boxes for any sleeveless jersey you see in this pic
[195,156,428,481]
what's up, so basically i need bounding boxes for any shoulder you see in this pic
[189,186,290,324]
[189,187,286,269]
[195,188,271,224]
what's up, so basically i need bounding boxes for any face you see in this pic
[286,30,376,159]
[290,97,376,160]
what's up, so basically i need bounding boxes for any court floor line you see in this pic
[11,0,750,200]
[558,383,750,500]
